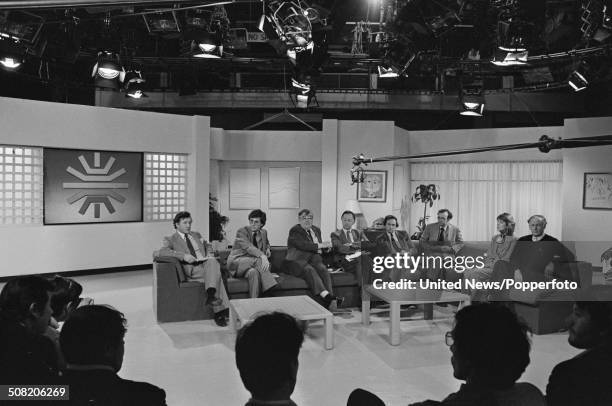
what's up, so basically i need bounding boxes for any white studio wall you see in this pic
[0,96,210,277]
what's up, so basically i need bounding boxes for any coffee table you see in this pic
[362,285,470,346]
[229,295,334,350]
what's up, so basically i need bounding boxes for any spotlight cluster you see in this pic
[91,52,147,98]
[259,1,330,108]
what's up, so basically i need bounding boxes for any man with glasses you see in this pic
[227,209,278,298]
[420,208,464,281]
[284,209,343,309]
[348,303,544,406]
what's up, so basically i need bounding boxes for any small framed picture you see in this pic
[583,172,612,210]
[357,170,387,203]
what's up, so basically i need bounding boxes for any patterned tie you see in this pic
[252,231,258,247]
[306,229,314,242]
[346,230,353,243]
[184,234,197,257]
[437,226,445,242]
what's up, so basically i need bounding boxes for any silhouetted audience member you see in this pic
[60,305,167,406]
[45,276,92,370]
[349,303,544,406]
[416,303,544,406]
[49,275,89,323]
[347,389,386,406]
[546,286,612,406]
[0,275,59,384]
[236,312,305,406]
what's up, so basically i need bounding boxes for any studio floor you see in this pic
[42,271,583,405]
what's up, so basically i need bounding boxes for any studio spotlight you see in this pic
[568,61,590,92]
[460,100,485,116]
[123,70,147,99]
[491,49,528,66]
[92,52,124,90]
[0,56,23,69]
[0,38,25,69]
[377,65,399,78]
[193,31,223,58]
[264,1,313,50]
[460,82,485,117]
[291,76,315,108]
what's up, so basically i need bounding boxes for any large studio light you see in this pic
[123,70,147,99]
[193,31,223,58]
[491,49,528,66]
[92,51,124,90]
[0,56,22,69]
[263,1,313,50]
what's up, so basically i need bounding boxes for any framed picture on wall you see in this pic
[583,172,612,210]
[44,148,143,224]
[357,170,387,203]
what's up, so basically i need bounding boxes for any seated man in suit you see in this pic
[420,209,464,281]
[285,209,343,309]
[157,211,229,327]
[60,305,167,406]
[236,312,304,406]
[331,210,376,288]
[492,215,574,292]
[227,209,278,298]
[376,215,419,281]
[546,286,612,406]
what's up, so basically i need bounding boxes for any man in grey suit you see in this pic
[420,208,464,281]
[227,209,278,298]
[157,211,229,326]
[285,209,342,309]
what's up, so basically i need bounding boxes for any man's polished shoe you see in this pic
[213,313,228,327]
[323,294,344,309]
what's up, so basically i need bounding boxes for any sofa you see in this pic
[153,246,360,323]
[153,237,593,334]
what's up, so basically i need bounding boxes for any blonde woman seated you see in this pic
[464,212,517,301]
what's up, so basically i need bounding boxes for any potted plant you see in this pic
[410,184,440,240]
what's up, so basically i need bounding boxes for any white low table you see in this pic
[362,285,470,346]
[229,295,334,350]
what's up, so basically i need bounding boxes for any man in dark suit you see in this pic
[227,209,278,298]
[157,211,229,326]
[331,210,376,288]
[509,215,574,282]
[420,209,464,281]
[285,209,342,309]
[546,286,612,406]
[376,215,419,281]
[60,305,167,406]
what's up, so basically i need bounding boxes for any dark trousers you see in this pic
[284,256,333,296]
[338,254,373,287]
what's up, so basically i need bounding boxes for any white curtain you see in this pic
[409,161,563,241]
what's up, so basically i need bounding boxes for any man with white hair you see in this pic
[508,215,574,282]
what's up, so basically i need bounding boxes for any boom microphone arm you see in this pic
[351,135,612,184]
